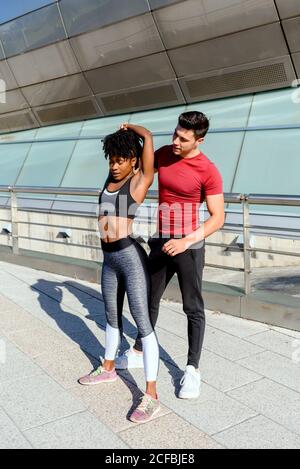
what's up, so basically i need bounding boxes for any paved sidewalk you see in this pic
[0,260,300,449]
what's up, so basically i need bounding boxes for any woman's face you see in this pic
[109,155,136,181]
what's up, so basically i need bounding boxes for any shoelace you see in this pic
[180,371,199,386]
[90,366,103,376]
[137,395,154,413]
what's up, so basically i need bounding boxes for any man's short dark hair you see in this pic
[178,111,209,138]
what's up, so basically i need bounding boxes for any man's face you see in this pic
[172,125,203,157]
[109,155,136,181]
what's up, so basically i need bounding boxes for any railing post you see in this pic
[10,187,19,255]
[242,195,251,295]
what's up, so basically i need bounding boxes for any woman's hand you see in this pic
[120,123,152,139]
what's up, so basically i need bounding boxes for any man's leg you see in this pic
[134,237,176,352]
[174,245,205,398]
[175,245,205,367]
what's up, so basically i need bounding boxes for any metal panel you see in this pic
[0,42,4,60]
[0,60,18,90]
[8,40,80,87]
[0,110,39,133]
[60,0,149,37]
[0,4,66,58]
[169,23,288,76]
[21,74,92,107]
[282,17,300,53]
[85,52,176,94]
[70,13,163,71]
[0,89,29,114]
[292,52,300,77]
[179,56,295,101]
[154,0,278,49]
[33,96,102,125]
[275,0,300,19]
[96,80,184,114]
[149,0,183,9]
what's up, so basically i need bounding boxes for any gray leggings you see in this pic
[101,237,159,381]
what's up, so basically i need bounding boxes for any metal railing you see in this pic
[0,185,300,295]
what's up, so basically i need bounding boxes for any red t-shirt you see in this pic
[155,145,223,236]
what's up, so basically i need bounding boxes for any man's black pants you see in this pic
[134,237,206,368]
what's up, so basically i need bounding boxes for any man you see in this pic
[116,111,224,399]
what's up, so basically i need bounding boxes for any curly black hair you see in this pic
[102,129,143,169]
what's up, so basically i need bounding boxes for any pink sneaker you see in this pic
[130,393,160,424]
[78,366,117,385]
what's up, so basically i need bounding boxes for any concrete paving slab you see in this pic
[245,330,299,359]
[33,347,100,390]
[0,305,44,334]
[0,408,32,449]
[227,378,300,436]
[213,415,300,449]
[174,351,262,392]
[119,413,223,449]
[6,323,78,359]
[118,359,256,435]
[159,390,258,436]
[204,326,266,361]
[155,306,187,339]
[270,325,300,340]
[0,372,86,431]
[0,340,42,384]
[24,411,128,449]
[205,310,270,338]
[70,376,171,433]
[237,351,300,393]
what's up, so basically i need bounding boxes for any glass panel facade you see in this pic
[0,4,66,58]
[0,143,31,185]
[15,141,76,187]
[129,106,186,132]
[80,115,131,136]
[185,95,253,128]
[201,132,245,193]
[0,87,299,218]
[60,0,149,37]
[248,88,300,126]
[0,1,56,24]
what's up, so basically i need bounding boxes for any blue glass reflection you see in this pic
[0,0,56,24]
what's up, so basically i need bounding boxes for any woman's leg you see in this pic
[101,260,124,370]
[122,243,159,398]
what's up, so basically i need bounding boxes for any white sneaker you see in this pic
[178,365,201,399]
[115,347,144,370]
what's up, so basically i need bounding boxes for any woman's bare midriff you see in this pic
[98,215,134,242]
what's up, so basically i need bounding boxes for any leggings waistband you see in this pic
[101,236,135,252]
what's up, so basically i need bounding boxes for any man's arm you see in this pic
[163,194,225,256]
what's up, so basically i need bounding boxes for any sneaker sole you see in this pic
[178,391,200,399]
[78,376,118,386]
[115,364,144,370]
[129,405,160,424]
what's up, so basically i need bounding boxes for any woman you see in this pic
[78,123,160,424]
